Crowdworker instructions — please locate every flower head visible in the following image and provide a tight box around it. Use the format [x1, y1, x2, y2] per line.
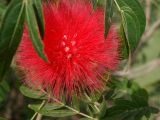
[16, 0, 119, 98]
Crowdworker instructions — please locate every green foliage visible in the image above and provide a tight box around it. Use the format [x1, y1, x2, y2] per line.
[29, 103, 77, 117]
[80, 118, 91, 120]
[20, 77, 159, 120]
[119, 25, 129, 59]
[20, 85, 97, 119]
[99, 98, 107, 119]
[29, 103, 64, 111]
[0, 0, 25, 80]
[98, 78, 159, 120]
[0, 80, 10, 104]
[92, 0, 98, 10]
[0, 2, 6, 23]
[114, 0, 146, 58]
[104, 78, 139, 99]
[32, 0, 44, 38]
[104, 0, 113, 38]
[0, 117, 6, 120]
[0, 0, 46, 80]
[104, 89, 159, 120]
[20, 85, 47, 99]
[25, 0, 47, 61]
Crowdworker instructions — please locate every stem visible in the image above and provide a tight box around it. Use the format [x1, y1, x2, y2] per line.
[52, 97, 97, 120]
[65, 105, 97, 120]
[113, 0, 132, 71]
[42, 91, 97, 120]
[113, 0, 121, 11]
[36, 114, 42, 120]
[84, 93, 100, 112]
[30, 100, 46, 120]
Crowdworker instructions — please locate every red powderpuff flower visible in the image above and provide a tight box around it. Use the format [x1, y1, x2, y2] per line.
[16, 0, 119, 97]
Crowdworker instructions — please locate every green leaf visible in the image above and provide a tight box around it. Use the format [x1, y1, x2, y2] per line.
[99, 98, 107, 119]
[0, 117, 6, 120]
[29, 103, 64, 111]
[131, 89, 149, 106]
[106, 77, 141, 99]
[104, 0, 113, 38]
[103, 89, 115, 100]
[0, 80, 10, 104]
[121, 7, 139, 52]
[92, 0, 98, 10]
[29, 103, 77, 117]
[106, 101, 158, 120]
[0, 2, 6, 23]
[71, 94, 80, 110]
[32, 0, 44, 37]
[148, 107, 159, 114]
[114, 0, 146, 53]
[0, 0, 25, 80]
[119, 25, 129, 59]
[87, 92, 101, 103]
[25, 0, 47, 61]
[104, 89, 159, 120]
[104, 78, 158, 120]
[80, 118, 91, 120]
[20, 85, 47, 99]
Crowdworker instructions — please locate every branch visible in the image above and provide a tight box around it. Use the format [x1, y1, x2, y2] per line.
[36, 114, 42, 120]
[132, 19, 160, 60]
[145, 0, 151, 29]
[30, 100, 46, 120]
[141, 19, 160, 43]
[114, 59, 160, 79]
[42, 91, 97, 120]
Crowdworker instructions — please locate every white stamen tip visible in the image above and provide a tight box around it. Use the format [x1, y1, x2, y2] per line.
[67, 54, 72, 59]
[71, 40, 76, 46]
[61, 41, 66, 46]
[64, 46, 70, 52]
[63, 35, 67, 40]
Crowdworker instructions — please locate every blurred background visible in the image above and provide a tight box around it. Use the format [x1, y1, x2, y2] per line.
[0, 0, 160, 119]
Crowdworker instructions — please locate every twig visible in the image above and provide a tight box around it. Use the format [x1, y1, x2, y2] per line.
[42, 91, 97, 120]
[131, 0, 160, 63]
[132, 19, 160, 61]
[155, 113, 160, 120]
[141, 19, 160, 44]
[84, 93, 100, 112]
[51, 97, 97, 120]
[145, 0, 151, 29]
[30, 100, 46, 120]
[36, 114, 42, 120]
[114, 59, 160, 79]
